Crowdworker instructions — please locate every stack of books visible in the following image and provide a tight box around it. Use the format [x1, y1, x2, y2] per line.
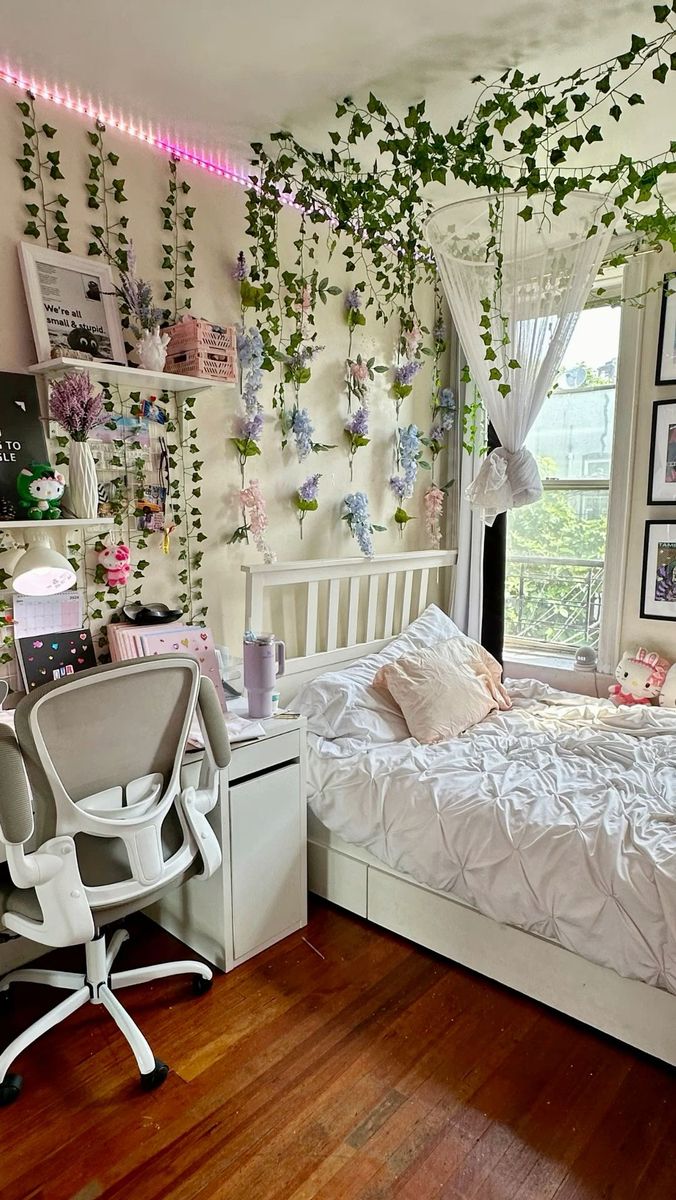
[108, 622, 226, 710]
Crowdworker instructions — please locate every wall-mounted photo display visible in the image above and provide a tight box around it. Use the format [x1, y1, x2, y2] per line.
[18, 243, 126, 365]
[655, 271, 676, 386]
[641, 520, 676, 621]
[647, 398, 676, 504]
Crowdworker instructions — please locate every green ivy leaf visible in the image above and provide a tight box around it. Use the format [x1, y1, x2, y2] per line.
[517, 205, 533, 221]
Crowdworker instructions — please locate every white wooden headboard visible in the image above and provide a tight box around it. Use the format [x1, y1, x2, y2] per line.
[242, 549, 457, 697]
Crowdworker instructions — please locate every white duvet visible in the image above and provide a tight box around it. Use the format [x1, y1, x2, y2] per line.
[296, 608, 676, 994]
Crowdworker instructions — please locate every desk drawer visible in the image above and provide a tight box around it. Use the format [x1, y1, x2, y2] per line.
[229, 729, 300, 782]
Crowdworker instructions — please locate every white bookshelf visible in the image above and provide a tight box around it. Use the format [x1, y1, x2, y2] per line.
[29, 357, 234, 396]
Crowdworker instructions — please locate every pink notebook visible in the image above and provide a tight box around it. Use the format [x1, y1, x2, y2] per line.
[139, 626, 226, 711]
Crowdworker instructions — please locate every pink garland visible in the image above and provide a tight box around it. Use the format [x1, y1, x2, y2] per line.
[239, 479, 276, 563]
[424, 484, 445, 547]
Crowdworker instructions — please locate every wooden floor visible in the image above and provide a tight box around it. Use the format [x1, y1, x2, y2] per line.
[1, 901, 675, 1200]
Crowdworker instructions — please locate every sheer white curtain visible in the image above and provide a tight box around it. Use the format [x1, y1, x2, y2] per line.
[426, 193, 615, 525]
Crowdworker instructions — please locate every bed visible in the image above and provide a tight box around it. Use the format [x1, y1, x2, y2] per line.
[242, 550, 676, 1066]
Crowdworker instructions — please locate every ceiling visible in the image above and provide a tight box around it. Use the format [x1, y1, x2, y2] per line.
[3, 0, 674, 183]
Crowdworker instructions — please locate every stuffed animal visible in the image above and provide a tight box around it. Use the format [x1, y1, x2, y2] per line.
[16, 463, 65, 519]
[67, 327, 103, 358]
[97, 542, 131, 587]
[609, 648, 669, 706]
[658, 663, 676, 708]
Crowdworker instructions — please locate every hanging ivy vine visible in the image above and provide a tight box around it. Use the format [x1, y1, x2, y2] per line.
[161, 157, 196, 323]
[243, 8, 676, 421]
[15, 92, 70, 251]
[84, 120, 130, 269]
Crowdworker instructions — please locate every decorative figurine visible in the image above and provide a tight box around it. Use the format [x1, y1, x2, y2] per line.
[16, 463, 66, 519]
[97, 542, 132, 587]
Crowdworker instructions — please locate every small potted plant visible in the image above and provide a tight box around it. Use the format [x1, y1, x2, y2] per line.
[49, 371, 104, 519]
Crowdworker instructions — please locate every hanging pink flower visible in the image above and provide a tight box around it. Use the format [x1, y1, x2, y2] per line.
[239, 479, 276, 563]
[424, 485, 445, 547]
[299, 285, 312, 312]
[349, 359, 369, 383]
[402, 323, 422, 358]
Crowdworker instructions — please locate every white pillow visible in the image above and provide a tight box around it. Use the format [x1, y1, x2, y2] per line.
[293, 604, 463, 743]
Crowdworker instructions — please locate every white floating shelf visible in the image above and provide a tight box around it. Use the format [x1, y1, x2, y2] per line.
[0, 518, 114, 531]
[29, 358, 234, 396]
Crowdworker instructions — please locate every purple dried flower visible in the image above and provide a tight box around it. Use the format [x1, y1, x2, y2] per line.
[233, 250, 249, 281]
[49, 372, 104, 441]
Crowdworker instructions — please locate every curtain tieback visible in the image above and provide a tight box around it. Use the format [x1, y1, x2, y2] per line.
[466, 446, 543, 526]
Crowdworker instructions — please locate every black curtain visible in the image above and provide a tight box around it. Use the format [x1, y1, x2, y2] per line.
[481, 422, 506, 665]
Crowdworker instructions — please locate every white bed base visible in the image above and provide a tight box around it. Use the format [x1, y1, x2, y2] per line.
[243, 550, 676, 1068]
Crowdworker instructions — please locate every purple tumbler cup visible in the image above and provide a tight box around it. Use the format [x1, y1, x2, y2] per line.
[243, 633, 286, 718]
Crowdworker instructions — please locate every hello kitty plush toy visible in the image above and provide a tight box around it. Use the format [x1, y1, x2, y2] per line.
[97, 542, 131, 588]
[658, 663, 676, 708]
[609, 647, 669, 706]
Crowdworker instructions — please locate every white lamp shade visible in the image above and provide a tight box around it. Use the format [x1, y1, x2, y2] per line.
[12, 540, 77, 596]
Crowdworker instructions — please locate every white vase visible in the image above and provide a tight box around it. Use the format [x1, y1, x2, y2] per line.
[137, 325, 170, 372]
[68, 440, 98, 520]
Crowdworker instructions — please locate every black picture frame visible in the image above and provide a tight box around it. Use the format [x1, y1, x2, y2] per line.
[655, 271, 676, 386]
[640, 520, 676, 621]
[647, 398, 676, 505]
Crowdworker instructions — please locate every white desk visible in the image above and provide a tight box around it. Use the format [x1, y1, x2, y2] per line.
[148, 713, 308, 971]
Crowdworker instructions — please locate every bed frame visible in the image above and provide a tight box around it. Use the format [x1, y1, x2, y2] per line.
[242, 550, 676, 1068]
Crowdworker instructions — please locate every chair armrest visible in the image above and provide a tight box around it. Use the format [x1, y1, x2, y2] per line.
[0, 724, 33, 846]
[197, 677, 231, 769]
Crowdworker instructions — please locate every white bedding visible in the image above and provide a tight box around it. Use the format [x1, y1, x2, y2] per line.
[296, 617, 676, 994]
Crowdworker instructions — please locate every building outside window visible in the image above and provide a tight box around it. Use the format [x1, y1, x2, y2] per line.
[505, 300, 622, 656]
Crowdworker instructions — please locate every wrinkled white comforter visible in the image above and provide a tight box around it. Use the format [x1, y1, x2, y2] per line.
[306, 680, 676, 993]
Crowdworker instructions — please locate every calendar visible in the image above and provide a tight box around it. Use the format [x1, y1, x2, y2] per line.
[12, 593, 83, 640]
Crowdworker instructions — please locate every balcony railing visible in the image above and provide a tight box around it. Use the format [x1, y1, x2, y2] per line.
[505, 555, 604, 650]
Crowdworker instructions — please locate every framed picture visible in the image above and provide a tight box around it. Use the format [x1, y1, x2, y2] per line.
[655, 271, 676, 386]
[18, 242, 126, 365]
[647, 399, 676, 504]
[640, 521, 676, 621]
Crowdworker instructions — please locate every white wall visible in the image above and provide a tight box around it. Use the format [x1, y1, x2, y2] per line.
[621, 250, 676, 662]
[0, 88, 445, 671]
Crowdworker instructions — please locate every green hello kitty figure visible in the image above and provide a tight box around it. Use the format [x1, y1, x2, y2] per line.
[16, 463, 66, 520]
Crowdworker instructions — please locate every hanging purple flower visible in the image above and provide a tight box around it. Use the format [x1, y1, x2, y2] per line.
[345, 405, 370, 479]
[233, 251, 249, 281]
[294, 474, 321, 539]
[345, 289, 362, 311]
[291, 407, 315, 461]
[342, 491, 379, 558]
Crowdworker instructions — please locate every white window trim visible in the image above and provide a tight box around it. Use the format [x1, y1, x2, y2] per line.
[596, 256, 648, 675]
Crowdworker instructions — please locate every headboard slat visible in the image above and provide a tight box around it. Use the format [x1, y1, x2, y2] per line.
[242, 550, 457, 698]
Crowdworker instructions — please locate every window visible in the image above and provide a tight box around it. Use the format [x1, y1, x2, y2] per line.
[505, 300, 622, 655]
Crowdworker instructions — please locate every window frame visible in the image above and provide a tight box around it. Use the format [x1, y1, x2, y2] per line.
[504, 262, 645, 670]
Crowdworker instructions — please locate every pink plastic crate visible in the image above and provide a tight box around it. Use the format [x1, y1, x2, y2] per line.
[165, 317, 236, 356]
[165, 346, 237, 382]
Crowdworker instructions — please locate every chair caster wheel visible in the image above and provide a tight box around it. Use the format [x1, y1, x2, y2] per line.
[140, 1059, 168, 1091]
[192, 974, 213, 996]
[0, 1073, 22, 1106]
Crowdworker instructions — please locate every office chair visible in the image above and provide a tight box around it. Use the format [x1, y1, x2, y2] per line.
[0, 654, 231, 1105]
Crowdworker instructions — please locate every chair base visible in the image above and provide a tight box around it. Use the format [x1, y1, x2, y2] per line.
[0, 927, 213, 1105]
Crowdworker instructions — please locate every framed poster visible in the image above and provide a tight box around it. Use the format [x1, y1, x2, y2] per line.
[0, 372, 49, 499]
[655, 271, 676, 386]
[648, 399, 676, 504]
[18, 243, 126, 365]
[640, 521, 676, 621]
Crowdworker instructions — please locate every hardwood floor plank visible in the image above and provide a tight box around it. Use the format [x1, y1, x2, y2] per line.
[0, 901, 674, 1200]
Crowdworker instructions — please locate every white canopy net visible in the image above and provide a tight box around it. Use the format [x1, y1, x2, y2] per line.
[426, 193, 615, 524]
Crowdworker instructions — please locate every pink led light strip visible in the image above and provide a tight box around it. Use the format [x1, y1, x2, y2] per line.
[0, 65, 252, 187]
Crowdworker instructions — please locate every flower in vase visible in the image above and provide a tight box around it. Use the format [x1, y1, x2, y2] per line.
[49, 372, 104, 441]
